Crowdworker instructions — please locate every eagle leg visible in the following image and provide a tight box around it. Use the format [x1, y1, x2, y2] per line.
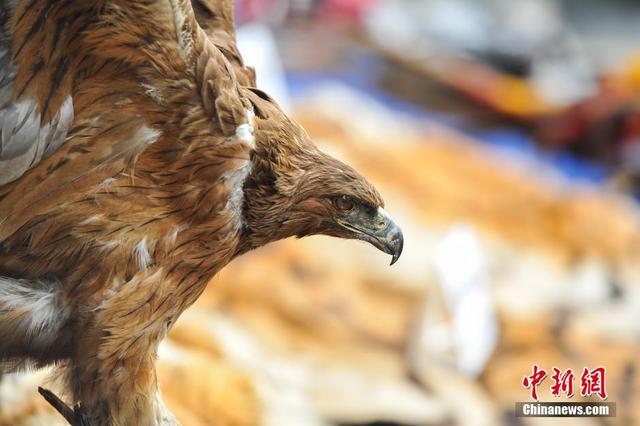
[64, 267, 181, 425]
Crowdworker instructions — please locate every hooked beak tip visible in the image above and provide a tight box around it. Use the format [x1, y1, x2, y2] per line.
[389, 231, 404, 266]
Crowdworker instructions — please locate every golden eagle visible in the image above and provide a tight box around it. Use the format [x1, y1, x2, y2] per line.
[0, 0, 403, 423]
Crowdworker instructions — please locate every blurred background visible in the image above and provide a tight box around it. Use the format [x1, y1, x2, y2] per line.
[2, 0, 640, 425]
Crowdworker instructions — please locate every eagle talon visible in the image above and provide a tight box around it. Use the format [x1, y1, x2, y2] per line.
[38, 387, 92, 426]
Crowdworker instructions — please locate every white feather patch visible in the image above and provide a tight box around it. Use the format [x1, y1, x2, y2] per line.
[100, 177, 117, 187]
[222, 162, 252, 229]
[0, 277, 69, 347]
[135, 237, 152, 271]
[135, 125, 161, 146]
[235, 109, 255, 148]
[222, 110, 256, 227]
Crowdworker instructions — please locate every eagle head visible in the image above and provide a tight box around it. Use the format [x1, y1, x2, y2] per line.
[237, 89, 403, 265]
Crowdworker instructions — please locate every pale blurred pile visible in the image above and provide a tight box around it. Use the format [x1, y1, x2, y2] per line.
[1, 84, 638, 426]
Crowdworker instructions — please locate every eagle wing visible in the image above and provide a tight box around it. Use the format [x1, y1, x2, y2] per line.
[0, 2, 75, 186]
[0, 0, 249, 242]
[192, 0, 256, 87]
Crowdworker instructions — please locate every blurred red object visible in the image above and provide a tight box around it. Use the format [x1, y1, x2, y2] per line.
[536, 54, 640, 167]
[235, 0, 289, 24]
[319, 0, 377, 21]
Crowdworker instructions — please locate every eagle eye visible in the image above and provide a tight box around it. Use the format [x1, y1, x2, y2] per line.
[334, 195, 355, 212]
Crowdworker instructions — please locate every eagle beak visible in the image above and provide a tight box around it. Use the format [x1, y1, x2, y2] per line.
[338, 207, 404, 265]
[372, 207, 404, 265]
